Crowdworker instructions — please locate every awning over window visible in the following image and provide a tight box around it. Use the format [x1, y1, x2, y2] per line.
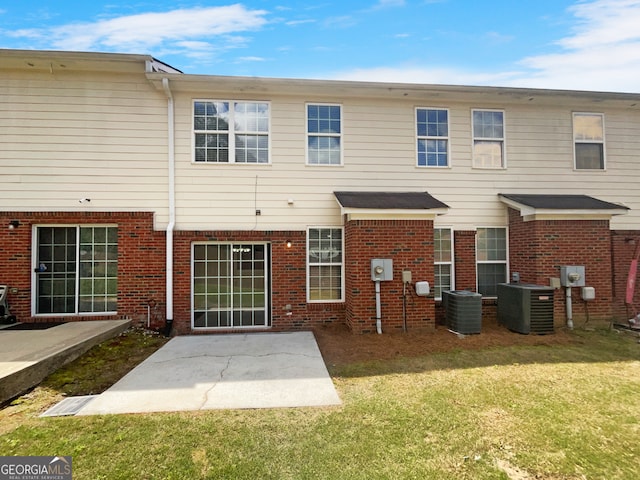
[499, 193, 629, 221]
[334, 191, 449, 220]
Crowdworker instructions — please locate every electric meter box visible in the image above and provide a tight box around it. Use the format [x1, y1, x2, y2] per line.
[560, 265, 585, 287]
[371, 259, 393, 281]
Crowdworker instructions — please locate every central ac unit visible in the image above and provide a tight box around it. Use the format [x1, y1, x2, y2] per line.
[497, 283, 555, 334]
[443, 290, 482, 334]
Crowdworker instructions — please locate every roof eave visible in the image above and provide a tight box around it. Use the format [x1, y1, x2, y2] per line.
[499, 195, 629, 221]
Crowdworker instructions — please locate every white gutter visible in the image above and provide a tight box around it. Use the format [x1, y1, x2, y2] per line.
[162, 77, 175, 335]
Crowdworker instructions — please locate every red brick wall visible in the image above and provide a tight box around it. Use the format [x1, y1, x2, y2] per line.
[344, 219, 435, 334]
[0, 216, 346, 333]
[171, 230, 345, 335]
[507, 208, 613, 324]
[0, 212, 166, 327]
[453, 230, 477, 291]
[611, 230, 640, 321]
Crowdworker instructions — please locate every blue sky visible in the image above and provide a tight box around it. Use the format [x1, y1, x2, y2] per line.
[2, 0, 640, 92]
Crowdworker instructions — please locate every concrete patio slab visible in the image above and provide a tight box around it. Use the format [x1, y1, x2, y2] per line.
[78, 331, 341, 415]
[0, 320, 131, 405]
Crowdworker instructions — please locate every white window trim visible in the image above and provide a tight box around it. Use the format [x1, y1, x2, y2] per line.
[31, 224, 118, 317]
[306, 226, 345, 303]
[434, 227, 455, 300]
[305, 103, 344, 166]
[192, 99, 272, 165]
[190, 241, 271, 330]
[475, 226, 509, 298]
[471, 109, 506, 169]
[416, 107, 451, 168]
[572, 112, 606, 171]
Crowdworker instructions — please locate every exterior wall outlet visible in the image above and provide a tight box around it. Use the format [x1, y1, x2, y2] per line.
[402, 270, 412, 283]
[415, 281, 430, 296]
[581, 286, 595, 301]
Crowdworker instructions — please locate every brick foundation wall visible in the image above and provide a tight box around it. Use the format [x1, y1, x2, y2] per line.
[611, 230, 640, 321]
[0, 216, 346, 333]
[0, 212, 166, 328]
[171, 230, 345, 335]
[344, 219, 435, 334]
[507, 208, 613, 324]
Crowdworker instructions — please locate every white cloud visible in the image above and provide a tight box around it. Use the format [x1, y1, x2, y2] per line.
[515, 0, 640, 91]
[374, 0, 406, 8]
[6, 4, 268, 54]
[237, 56, 266, 62]
[328, 65, 523, 86]
[286, 19, 316, 26]
[327, 0, 640, 92]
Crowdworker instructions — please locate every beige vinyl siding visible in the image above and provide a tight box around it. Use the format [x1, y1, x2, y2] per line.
[0, 69, 169, 226]
[4, 58, 638, 232]
[171, 92, 639, 231]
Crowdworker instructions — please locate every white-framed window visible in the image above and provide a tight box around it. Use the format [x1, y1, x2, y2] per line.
[192, 243, 270, 329]
[33, 225, 118, 315]
[472, 109, 505, 168]
[194, 100, 270, 164]
[307, 227, 344, 302]
[417, 108, 449, 167]
[306, 104, 342, 165]
[573, 112, 605, 170]
[476, 227, 508, 297]
[434, 228, 454, 299]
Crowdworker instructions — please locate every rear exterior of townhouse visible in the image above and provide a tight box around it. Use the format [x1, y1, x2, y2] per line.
[1, 49, 639, 335]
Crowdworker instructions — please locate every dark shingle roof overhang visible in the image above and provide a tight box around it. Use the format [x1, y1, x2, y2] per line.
[499, 194, 628, 221]
[334, 191, 449, 221]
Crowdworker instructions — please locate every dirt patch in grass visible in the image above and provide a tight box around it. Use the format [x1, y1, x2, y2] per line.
[312, 320, 579, 367]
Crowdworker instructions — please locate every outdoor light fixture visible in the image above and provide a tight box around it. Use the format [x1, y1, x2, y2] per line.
[8, 220, 20, 229]
[286, 240, 292, 248]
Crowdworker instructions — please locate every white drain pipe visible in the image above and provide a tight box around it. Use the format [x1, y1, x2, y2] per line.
[375, 280, 382, 334]
[565, 286, 574, 330]
[162, 77, 175, 336]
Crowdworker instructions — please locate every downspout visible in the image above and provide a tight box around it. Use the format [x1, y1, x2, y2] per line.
[162, 77, 175, 336]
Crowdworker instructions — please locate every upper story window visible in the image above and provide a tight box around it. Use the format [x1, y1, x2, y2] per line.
[307, 104, 342, 165]
[417, 108, 449, 167]
[472, 109, 505, 168]
[573, 113, 605, 170]
[194, 101, 270, 164]
[476, 227, 507, 297]
[434, 228, 453, 299]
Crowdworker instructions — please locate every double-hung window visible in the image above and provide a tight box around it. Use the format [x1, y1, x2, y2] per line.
[307, 104, 342, 165]
[417, 108, 449, 167]
[307, 227, 344, 301]
[476, 227, 507, 297]
[194, 100, 270, 163]
[434, 228, 453, 299]
[34, 225, 118, 315]
[472, 109, 505, 168]
[573, 113, 605, 170]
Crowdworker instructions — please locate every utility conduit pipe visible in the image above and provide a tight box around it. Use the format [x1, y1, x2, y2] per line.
[565, 286, 574, 330]
[375, 280, 382, 334]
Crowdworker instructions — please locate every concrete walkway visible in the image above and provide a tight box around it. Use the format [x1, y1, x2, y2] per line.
[0, 320, 131, 405]
[78, 332, 341, 415]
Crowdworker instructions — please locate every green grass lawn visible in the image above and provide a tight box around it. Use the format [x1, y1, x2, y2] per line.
[1, 327, 639, 479]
